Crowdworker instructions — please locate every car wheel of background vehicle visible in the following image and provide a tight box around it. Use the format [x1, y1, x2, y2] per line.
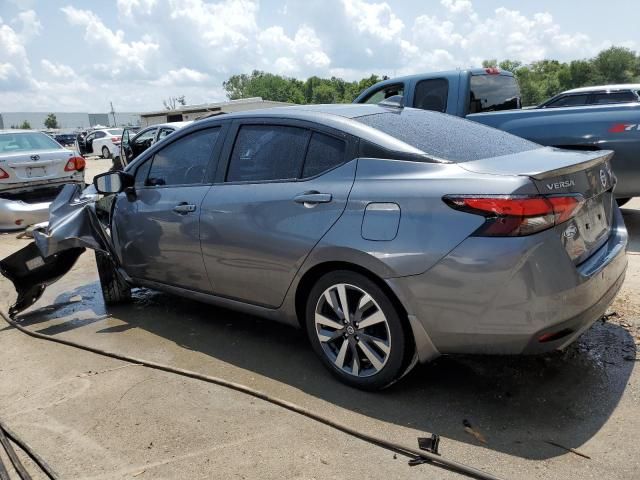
[95, 251, 131, 305]
[616, 197, 631, 207]
[305, 270, 410, 390]
[102, 146, 111, 159]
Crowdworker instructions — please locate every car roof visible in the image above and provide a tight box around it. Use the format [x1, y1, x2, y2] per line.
[561, 84, 640, 94]
[192, 104, 470, 157]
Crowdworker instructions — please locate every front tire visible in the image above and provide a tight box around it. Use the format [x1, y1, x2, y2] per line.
[102, 146, 111, 159]
[95, 251, 131, 305]
[305, 270, 410, 390]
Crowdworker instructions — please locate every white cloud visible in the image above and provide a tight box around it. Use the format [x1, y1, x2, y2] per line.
[153, 67, 210, 86]
[0, 0, 636, 111]
[61, 5, 159, 78]
[342, 0, 404, 41]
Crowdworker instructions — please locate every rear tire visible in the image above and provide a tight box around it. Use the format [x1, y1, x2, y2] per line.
[616, 197, 632, 207]
[95, 251, 131, 305]
[305, 270, 410, 390]
[102, 146, 111, 159]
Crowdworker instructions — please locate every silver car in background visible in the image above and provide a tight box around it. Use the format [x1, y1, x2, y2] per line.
[4, 105, 627, 390]
[0, 130, 85, 230]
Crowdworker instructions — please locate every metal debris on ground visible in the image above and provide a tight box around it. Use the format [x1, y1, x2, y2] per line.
[544, 440, 591, 459]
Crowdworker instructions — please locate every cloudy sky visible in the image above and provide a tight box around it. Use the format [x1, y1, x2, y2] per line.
[0, 0, 636, 113]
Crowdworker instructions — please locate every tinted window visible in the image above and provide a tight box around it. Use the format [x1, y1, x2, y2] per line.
[469, 74, 520, 113]
[146, 128, 219, 186]
[363, 84, 404, 104]
[133, 129, 156, 145]
[355, 109, 538, 162]
[592, 91, 638, 104]
[0, 132, 62, 153]
[545, 94, 589, 107]
[157, 128, 174, 140]
[302, 132, 346, 178]
[94, 131, 106, 139]
[226, 125, 309, 182]
[413, 78, 448, 112]
[134, 159, 152, 188]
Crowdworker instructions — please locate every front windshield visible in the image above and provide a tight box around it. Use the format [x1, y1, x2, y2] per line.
[0, 132, 63, 154]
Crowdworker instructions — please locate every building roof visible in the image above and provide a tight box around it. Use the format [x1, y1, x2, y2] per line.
[140, 97, 291, 117]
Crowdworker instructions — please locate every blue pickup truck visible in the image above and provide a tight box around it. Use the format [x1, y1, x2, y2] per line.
[354, 68, 640, 203]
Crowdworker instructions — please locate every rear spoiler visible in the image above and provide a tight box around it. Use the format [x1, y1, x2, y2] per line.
[529, 151, 613, 180]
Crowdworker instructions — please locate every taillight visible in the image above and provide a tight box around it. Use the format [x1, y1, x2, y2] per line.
[111, 136, 120, 142]
[485, 67, 500, 75]
[443, 194, 584, 237]
[64, 156, 86, 172]
[0, 168, 9, 179]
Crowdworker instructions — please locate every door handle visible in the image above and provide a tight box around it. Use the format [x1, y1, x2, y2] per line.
[293, 192, 332, 206]
[173, 203, 197, 214]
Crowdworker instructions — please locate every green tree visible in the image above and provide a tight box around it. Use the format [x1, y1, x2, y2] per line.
[18, 120, 31, 129]
[592, 46, 639, 83]
[44, 113, 58, 129]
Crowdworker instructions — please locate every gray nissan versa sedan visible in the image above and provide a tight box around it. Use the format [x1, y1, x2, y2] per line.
[15, 104, 627, 390]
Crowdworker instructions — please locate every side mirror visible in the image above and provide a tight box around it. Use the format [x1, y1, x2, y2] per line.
[93, 171, 134, 194]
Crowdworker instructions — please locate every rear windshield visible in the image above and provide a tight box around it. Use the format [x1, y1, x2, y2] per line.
[354, 109, 539, 162]
[469, 74, 520, 113]
[0, 132, 63, 154]
[107, 129, 123, 135]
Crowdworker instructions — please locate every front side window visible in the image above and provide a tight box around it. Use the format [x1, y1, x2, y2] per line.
[302, 132, 346, 178]
[157, 128, 175, 140]
[133, 129, 156, 146]
[226, 125, 309, 182]
[363, 84, 404, 104]
[413, 78, 449, 112]
[146, 128, 220, 186]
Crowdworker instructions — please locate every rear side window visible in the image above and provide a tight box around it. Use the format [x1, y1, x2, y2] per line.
[302, 132, 346, 178]
[226, 125, 309, 182]
[545, 94, 589, 108]
[469, 74, 520, 113]
[413, 78, 448, 112]
[591, 91, 638, 104]
[354, 109, 538, 162]
[146, 128, 220, 186]
[363, 84, 404, 104]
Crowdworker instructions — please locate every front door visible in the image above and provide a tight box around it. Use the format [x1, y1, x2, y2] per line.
[112, 126, 223, 291]
[200, 122, 355, 308]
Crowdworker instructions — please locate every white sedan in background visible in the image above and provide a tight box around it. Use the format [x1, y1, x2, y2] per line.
[0, 130, 85, 230]
[76, 128, 123, 159]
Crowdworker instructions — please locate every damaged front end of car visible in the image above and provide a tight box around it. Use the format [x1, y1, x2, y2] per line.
[0, 184, 118, 317]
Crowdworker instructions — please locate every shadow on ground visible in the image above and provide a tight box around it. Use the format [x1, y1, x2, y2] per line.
[14, 280, 636, 462]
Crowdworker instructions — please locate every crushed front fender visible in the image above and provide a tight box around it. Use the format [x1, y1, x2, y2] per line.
[0, 184, 117, 317]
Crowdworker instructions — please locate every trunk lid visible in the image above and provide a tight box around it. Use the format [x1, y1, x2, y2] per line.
[459, 147, 616, 264]
[0, 149, 75, 186]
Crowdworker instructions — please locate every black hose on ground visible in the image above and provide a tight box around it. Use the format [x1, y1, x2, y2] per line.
[0, 421, 58, 480]
[1, 309, 505, 480]
[0, 423, 32, 480]
[0, 449, 10, 480]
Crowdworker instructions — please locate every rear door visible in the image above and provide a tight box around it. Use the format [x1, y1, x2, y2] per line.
[200, 120, 357, 308]
[112, 126, 224, 290]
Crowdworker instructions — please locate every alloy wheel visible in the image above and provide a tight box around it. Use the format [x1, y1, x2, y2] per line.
[314, 283, 391, 378]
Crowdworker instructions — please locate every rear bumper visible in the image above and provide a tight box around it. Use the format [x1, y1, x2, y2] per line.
[0, 179, 85, 230]
[388, 206, 628, 357]
[0, 197, 50, 230]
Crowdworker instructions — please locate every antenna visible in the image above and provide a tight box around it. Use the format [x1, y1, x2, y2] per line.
[110, 101, 117, 127]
